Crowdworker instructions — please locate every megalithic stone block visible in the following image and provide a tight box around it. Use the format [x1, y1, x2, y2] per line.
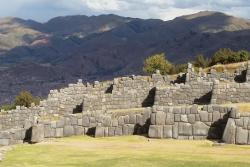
[222, 118, 236, 144]
[148, 125, 163, 138]
[31, 124, 44, 143]
[95, 126, 105, 137]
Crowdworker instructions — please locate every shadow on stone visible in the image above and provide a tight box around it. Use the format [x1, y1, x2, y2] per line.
[86, 127, 96, 137]
[105, 84, 113, 94]
[142, 88, 156, 107]
[207, 112, 230, 141]
[194, 91, 212, 105]
[23, 127, 32, 143]
[171, 73, 186, 84]
[133, 118, 151, 135]
[234, 70, 246, 83]
[73, 103, 83, 114]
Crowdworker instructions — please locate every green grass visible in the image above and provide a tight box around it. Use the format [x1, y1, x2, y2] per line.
[1, 136, 250, 167]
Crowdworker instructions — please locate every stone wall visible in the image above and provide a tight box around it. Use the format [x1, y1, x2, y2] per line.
[0, 106, 41, 131]
[223, 109, 250, 144]
[154, 82, 213, 106]
[186, 63, 246, 83]
[29, 107, 152, 143]
[40, 80, 113, 115]
[211, 81, 250, 104]
[148, 105, 231, 139]
[82, 74, 169, 112]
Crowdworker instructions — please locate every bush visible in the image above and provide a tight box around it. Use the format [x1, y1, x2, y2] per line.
[169, 63, 188, 74]
[193, 54, 210, 68]
[14, 91, 40, 108]
[143, 53, 172, 75]
[0, 103, 15, 111]
[211, 48, 250, 65]
[211, 48, 235, 65]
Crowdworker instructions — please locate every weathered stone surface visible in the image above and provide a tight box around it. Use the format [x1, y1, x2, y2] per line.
[55, 128, 63, 138]
[174, 114, 181, 122]
[112, 119, 119, 127]
[155, 111, 166, 125]
[200, 111, 209, 122]
[108, 127, 115, 136]
[173, 123, 178, 139]
[148, 125, 163, 138]
[56, 119, 65, 128]
[129, 114, 137, 124]
[193, 122, 209, 136]
[222, 118, 236, 144]
[236, 127, 248, 144]
[74, 126, 84, 136]
[180, 115, 188, 122]
[82, 116, 90, 127]
[0, 139, 10, 146]
[122, 125, 129, 136]
[188, 114, 195, 124]
[31, 124, 44, 143]
[63, 126, 74, 137]
[178, 123, 192, 136]
[118, 117, 125, 126]
[136, 115, 143, 126]
[212, 111, 221, 122]
[166, 113, 174, 125]
[102, 117, 111, 127]
[95, 126, 105, 137]
[163, 125, 172, 138]
[115, 126, 123, 136]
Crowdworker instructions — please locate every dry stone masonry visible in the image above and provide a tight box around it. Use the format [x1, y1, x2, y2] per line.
[1, 61, 250, 145]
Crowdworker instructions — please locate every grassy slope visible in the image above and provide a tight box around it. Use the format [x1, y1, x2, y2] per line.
[1, 136, 250, 167]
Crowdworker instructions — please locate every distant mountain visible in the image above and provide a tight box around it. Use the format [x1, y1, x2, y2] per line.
[0, 11, 250, 104]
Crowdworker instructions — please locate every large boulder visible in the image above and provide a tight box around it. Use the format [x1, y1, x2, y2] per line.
[31, 124, 44, 143]
[193, 122, 209, 136]
[95, 126, 105, 137]
[155, 111, 166, 125]
[63, 125, 74, 137]
[178, 122, 192, 136]
[236, 127, 248, 145]
[148, 125, 163, 138]
[222, 118, 236, 144]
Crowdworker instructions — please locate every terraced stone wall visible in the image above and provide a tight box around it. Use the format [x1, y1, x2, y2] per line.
[223, 109, 250, 144]
[154, 82, 213, 106]
[82, 74, 169, 112]
[211, 81, 250, 104]
[148, 105, 232, 140]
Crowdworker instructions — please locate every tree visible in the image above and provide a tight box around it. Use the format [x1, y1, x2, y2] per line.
[14, 91, 40, 108]
[143, 53, 172, 75]
[194, 54, 210, 68]
[211, 48, 236, 65]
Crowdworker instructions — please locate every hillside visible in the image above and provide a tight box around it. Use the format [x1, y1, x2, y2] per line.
[0, 11, 250, 104]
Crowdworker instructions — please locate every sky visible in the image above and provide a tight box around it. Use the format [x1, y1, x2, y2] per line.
[0, 0, 249, 22]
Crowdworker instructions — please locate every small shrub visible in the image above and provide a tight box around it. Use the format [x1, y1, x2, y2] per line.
[143, 53, 172, 75]
[14, 91, 40, 108]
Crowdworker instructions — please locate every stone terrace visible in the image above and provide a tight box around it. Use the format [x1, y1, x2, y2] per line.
[1, 62, 250, 145]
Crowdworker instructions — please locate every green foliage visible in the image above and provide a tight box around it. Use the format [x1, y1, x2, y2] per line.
[143, 53, 172, 75]
[169, 63, 188, 74]
[14, 91, 40, 108]
[0, 103, 15, 111]
[193, 54, 211, 68]
[211, 48, 250, 65]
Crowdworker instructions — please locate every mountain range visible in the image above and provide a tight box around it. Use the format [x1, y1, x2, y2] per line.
[0, 11, 250, 104]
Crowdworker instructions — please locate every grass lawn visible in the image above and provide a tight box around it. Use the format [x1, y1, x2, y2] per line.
[1, 136, 250, 167]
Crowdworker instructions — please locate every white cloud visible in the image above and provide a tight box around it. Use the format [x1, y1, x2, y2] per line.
[0, 0, 249, 21]
[81, 0, 129, 11]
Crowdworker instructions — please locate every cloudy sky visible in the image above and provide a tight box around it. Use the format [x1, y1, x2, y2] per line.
[0, 0, 249, 22]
